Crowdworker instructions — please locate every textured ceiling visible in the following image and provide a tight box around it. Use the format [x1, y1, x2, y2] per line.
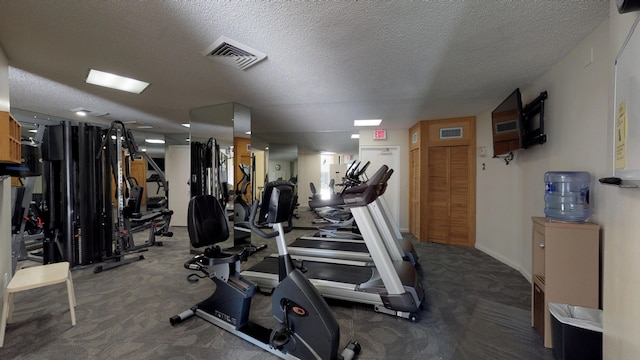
[0, 1, 609, 154]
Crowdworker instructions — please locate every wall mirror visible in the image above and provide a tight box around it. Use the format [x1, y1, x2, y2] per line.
[189, 102, 257, 250]
[265, 143, 298, 184]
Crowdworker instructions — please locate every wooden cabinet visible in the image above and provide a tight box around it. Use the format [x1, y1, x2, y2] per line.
[0, 111, 21, 164]
[408, 117, 476, 246]
[531, 216, 600, 348]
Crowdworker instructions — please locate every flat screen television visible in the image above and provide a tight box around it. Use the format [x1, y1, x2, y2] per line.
[491, 88, 524, 156]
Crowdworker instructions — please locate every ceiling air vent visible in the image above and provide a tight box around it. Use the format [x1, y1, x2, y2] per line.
[203, 36, 267, 71]
[440, 127, 463, 139]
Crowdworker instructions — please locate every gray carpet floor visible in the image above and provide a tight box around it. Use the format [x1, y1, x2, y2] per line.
[1, 210, 555, 359]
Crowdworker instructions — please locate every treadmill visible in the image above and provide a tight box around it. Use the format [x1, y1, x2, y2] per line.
[241, 170, 425, 322]
[289, 166, 419, 265]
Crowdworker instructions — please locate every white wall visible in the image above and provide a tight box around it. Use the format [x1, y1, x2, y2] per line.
[297, 148, 321, 211]
[476, 4, 640, 358]
[601, 6, 640, 359]
[359, 129, 409, 231]
[0, 45, 11, 313]
[165, 145, 190, 227]
[476, 19, 610, 278]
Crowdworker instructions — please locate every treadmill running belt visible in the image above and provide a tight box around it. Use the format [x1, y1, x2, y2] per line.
[247, 257, 374, 285]
[289, 238, 368, 253]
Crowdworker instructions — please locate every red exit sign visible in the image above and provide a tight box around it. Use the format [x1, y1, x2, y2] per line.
[373, 129, 387, 140]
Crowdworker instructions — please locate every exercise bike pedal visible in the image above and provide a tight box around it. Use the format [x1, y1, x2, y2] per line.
[340, 340, 361, 360]
[293, 259, 307, 273]
[269, 326, 292, 350]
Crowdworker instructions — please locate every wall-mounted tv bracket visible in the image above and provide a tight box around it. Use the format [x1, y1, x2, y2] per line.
[495, 151, 515, 165]
[521, 91, 548, 148]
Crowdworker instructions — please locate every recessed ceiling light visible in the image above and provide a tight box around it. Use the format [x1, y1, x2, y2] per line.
[354, 119, 382, 126]
[351, 134, 360, 139]
[28, 129, 38, 133]
[145, 139, 165, 144]
[245, 131, 251, 135]
[71, 107, 109, 117]
[137, 125, 153, 129]
[181, 123, 190, 128]
[140, 148, 147, 152]
[85, 69, 150, 94]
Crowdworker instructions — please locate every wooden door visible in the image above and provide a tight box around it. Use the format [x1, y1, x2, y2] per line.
[409, 148, 420, 236]
[111, 154, 147, 205]
[448, 145, 471, 245]
[129, 157, 147, 205]
[423, 117, 476, 247]
[234, 137, 252, 202]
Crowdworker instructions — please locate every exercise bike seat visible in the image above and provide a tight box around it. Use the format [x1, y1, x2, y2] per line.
[188, 195, 229, 248]
[185, 246, 245, 268]
[185, 194, 249, 268]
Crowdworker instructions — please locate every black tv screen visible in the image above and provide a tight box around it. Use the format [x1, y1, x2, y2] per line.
[492, 88, 524, 156]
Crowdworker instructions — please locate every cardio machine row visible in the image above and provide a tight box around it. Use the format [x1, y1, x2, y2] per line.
[288, 165, 418, 266]
[240, 165, 425, 322]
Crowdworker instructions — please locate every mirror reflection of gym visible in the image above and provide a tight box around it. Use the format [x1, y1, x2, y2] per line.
[189, 102, 264, 255]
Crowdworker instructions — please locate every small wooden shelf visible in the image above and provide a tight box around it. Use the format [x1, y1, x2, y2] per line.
[530, 216, 600, 348]
[0, 111, 21, 164]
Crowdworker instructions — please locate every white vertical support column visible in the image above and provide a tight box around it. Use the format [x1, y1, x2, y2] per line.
[377, 196, 402, 240]
[0, 178, 11, 330]
[0, 46, 13, 302]
[351, 206, 404, 295]
[367, 200, 404, 261]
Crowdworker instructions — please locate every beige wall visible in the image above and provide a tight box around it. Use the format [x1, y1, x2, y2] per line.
[0, 47, 8, 112]
[359, 129, 409, 231]
[296, 148, 321, 212]
[476, 4, 640, 358]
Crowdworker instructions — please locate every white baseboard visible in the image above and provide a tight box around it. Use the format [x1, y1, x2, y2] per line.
[475, 244, 532, 283]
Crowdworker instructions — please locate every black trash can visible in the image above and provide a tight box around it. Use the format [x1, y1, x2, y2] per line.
[549, 302, 603, 360]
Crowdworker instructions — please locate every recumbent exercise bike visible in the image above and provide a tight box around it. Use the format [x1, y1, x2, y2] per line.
[170, 180, 360, 359]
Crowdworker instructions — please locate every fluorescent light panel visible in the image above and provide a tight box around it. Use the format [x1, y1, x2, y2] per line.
[145, 139, 165, 144]
[86, 69, 150, 94]
[354, 119, 382, 126]
[351, 134, 360, 139]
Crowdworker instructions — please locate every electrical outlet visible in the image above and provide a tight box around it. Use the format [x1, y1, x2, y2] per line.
[479, 146, 488, 158]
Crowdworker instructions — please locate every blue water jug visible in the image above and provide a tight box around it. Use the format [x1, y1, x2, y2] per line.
[544, 171, 591, 222]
